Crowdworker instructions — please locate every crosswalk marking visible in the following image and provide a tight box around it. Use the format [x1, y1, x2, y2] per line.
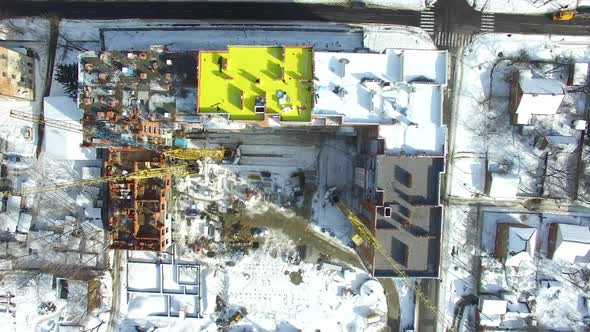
[420, 10, 435, 34]
[481, 13, 495, 32]
[434, 31, 473, 49]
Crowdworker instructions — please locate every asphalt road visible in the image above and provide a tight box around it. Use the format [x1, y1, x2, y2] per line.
[1, 1, 419, 25]
[434, 0, 590, 35]
[494, 13, 590, 34]
[4, 0, 590, 36]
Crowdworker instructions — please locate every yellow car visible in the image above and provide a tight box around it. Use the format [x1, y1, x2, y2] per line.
[552, 10, 576, 21]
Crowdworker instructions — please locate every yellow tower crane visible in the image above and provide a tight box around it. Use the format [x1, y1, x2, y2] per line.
[1, 164, 190, 198]
[9, 110, 227, 161]
[336, 201, 454, 332]
[164, 147, 226, 161]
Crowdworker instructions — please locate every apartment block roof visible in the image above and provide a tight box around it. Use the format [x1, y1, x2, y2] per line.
[197, 45, 313, 122]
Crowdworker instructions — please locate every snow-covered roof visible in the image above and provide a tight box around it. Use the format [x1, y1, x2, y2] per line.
[545, 135, 578, 146]
[378, 84, 445, 155]
[4, 196, 21, 233]
[81, 166, 101, 180]
[489, 173, 520, 198]
[572, 63, 589, 86]
[313, 50, 402, 124]
[313, 49, 446, 156]
[401, 49, 448, 84]
[508, 226, 536, 255]
[558, 224, 590, 244]
[515, 78, 565, 125]
[519, 77, 565, 95]
[84, 207, 102, 220]
[42, 96, 96, 160]
[480, 298, 508, 315]
[17, 213, 32, 233]
[553, 224, 590, 264]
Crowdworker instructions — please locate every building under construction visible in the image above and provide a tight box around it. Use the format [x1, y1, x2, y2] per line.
[75, 45, 448, 263]
[105, 148, 172, 251]
[78, 47, 197, 148]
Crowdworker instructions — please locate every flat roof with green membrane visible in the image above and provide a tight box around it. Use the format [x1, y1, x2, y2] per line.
[197, 46, 313, 122]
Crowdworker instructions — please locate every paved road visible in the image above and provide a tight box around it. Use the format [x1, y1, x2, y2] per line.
[1, 1, 419, 25]
[3, 0, 590, 37]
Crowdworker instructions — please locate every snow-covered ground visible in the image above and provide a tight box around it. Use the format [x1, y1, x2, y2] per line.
[441, 205, 590, 331]
[0, 17, 447, 332]
[395, 279, 416, 331]
[449, 33, 590, 201]
[119, 230, 387, 331]
[478, 208, 590, 330]
[0, 17, 113, 332]
[438, 205, 480, 330]
[214, 231, 386, 331]
[0, 272, 90, 332]
[466, 0, 582, 14]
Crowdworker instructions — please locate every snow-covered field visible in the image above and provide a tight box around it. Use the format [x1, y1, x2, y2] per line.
[119, 230, 387, 331]
[211, 231, 386, 331]
[466, 0, 582, 14]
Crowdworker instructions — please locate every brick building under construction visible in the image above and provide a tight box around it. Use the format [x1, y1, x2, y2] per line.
[105, 148, 172, 251]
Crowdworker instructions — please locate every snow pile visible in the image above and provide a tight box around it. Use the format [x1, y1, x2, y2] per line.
[466, 0, 577, 14]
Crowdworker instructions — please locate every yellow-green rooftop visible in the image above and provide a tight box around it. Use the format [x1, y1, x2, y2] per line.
[197, 46, 313, 122]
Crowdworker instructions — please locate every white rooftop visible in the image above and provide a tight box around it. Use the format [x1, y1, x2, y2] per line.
[572, 63, 589, 86]
[508, 226, 536, 254]
[558, 224, 590, 244]
[515, 77, 565, 125]
[480, 298, 508, 316]
[17, 213, 32, 234]
[553, 224, 590, 264]
[42, 96, 96, 160]
[401, 49, 448, 84]
[545, 135, 578, 146]
[81, 166, 101, 180]
[519, 77, 565, 95]
[313, 50, 402, 124]
[489, 173, 520, 198]
[313, 49, 447, 156]
[378, 84, 445, 155]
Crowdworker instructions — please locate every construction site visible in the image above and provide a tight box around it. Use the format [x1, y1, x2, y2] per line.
[0, 18, 449, 332]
